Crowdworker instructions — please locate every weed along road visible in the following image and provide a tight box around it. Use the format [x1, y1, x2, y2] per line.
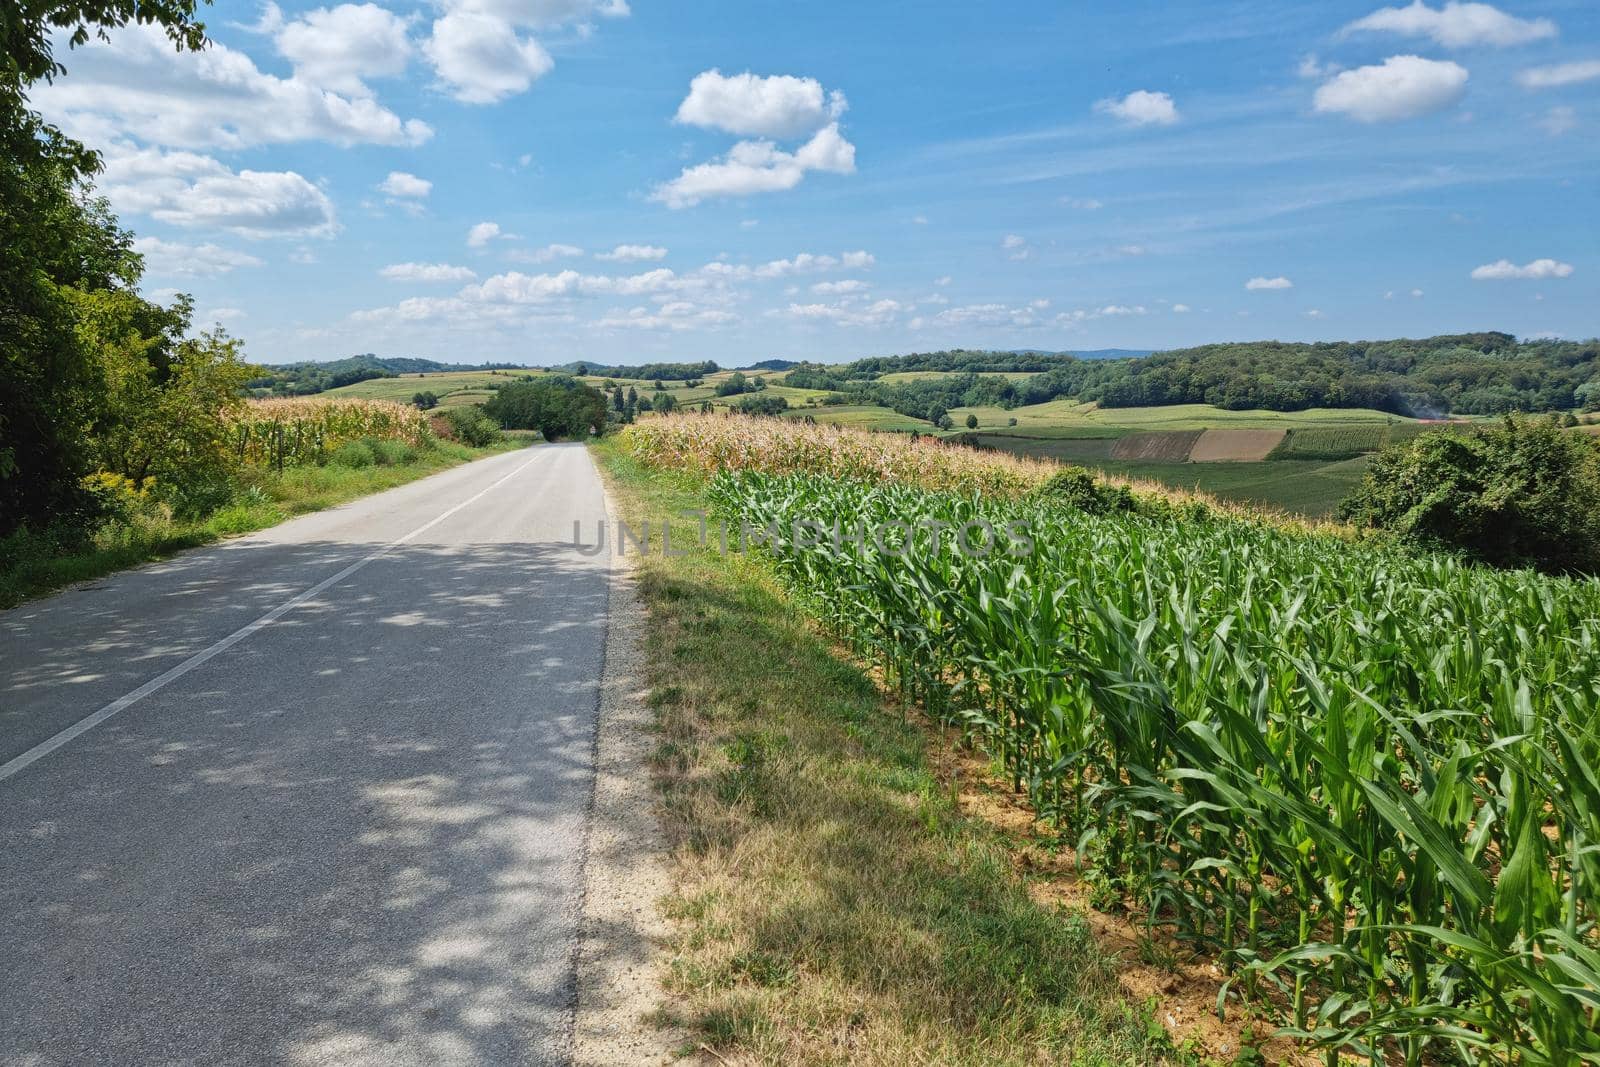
[0, 443, 612, 1066]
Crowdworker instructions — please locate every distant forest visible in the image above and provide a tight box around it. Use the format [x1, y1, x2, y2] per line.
[246, 355, 525, 396]
[785, 334, 1600, 421]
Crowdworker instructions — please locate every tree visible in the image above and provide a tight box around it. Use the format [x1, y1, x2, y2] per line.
[412, 391, 438, 410]
[735, 394, 788, 417]
[715, 371, 751, 397]
[965, 413, 978, 429]
[484, 377, 608, 440]
[1, 0, 209, 535]
[655, 393, 677, 414]
[1339, 416, 1600, 575]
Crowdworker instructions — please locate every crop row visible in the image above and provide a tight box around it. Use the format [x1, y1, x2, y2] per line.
[700, 468, 1600, 1065]
[229, 397, 433, 468]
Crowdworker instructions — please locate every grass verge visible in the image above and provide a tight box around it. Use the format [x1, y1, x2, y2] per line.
[0, 435, 531, 608]
[589, 437, 1174, 1066]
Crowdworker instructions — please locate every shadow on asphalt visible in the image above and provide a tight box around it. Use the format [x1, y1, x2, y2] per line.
[0, 539, 609, 1065]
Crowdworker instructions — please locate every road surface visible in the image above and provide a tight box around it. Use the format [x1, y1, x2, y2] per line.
[0, 443, 613, 1066]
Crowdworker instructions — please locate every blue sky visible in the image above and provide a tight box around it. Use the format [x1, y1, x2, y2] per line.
[31, 0, 1600, 365]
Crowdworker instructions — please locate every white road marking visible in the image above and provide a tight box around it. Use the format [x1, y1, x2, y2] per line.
[0, 450, 545, 784]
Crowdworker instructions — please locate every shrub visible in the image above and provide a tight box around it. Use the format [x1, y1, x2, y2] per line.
[735, 394, 788, 417]
[329, 440, 376, 468]
[442, 407, 503, 447]
[368, 438, 417, 465]
[1034, 466, 1136, 515]
[965, 413, 978, 429]
[1339, 414, 1600, 574]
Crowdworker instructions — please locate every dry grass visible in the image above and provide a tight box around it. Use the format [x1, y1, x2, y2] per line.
[593, 439, 1180, 1066]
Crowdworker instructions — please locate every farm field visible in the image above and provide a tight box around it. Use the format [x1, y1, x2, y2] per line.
[323, 369, 520, 403]
[949, 399, 1416, 435]
[617, 414, 1600, 1066]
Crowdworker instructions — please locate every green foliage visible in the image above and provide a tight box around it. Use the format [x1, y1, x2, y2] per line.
[734, 393, 788, 417]
[715, 370, 753, 397]
[551, 358, 716, 380]
[484, 376, 607, 439]
[710, 468, 1600, 1065]
[328, 439, 375, 468]
[242, 356, 523, 397]
[412, 390, 438, 410]
[442, 407, 502, 447]
[1339, 415, 1600, 574]
[1032, 466, 1135, 515]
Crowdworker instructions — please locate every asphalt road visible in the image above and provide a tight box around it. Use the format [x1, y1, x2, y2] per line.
[0, 443, 614, 1066]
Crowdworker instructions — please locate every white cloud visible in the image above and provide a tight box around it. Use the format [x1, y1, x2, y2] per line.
[1061, 196, 1104, 210]
[674, 69, 847, 139]
[596, 244, 668, 262]
[841, 250, 874, 269]
[1313, 55, 1468, 122]
[651, 124, 856, 208]
[1470, 258, 1574, 280]
[1245, 276, 1294, 290]
[132, 236, 264, 277]
[1306, 308, 1326, 319]
[1517, 59, 1600, 89]
[98, 144, 337, 237]
[933, 275, 952, 287]
[1094, 89, 1180, 127]
[1341, 1, 1556, 48]
[1412, 288, 1425, 297]
[1117, 244, 1147, 256]
[1539, 106, 1577, 135]
[425, 12, 553, 104]
[811, 279, 868, 294]
[597, 303, 737, 331]
[1172, 303, 1191, 313]
[467, 221, 504, 247]
[272, 3, 414, 95]
[507, 243, 585, 263]
[198, 306, 247, 323]
[380, 262, 477, 282]
[776, 298, 904, 328]
[465, 267, 689, 302]
[1001, 233, 1031, 260]
[378, 171, 431, 199]
[33, 23, 430, 150]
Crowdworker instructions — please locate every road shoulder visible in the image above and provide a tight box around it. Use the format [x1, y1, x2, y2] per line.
[573, 470, 684, 1066]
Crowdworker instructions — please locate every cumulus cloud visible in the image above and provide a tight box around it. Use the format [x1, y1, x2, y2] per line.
[420, 0, 626, 104]
[656, 69, 855, 208]
[1313, 55, 1468, 121]
[132, 236, 264, 277]
[1094, 89, 1180, 126]
[270, 3, 414, 95]
[597, 303, 738, 331]
[1306, 308, 1326, 319]
[1517, 59, 1600, 88]
[1172, 303, 1192, 313]
[467, 221, 504, 247]
[776, 298, 904, 328]
[378, 171, 431, 199]
[380, 262, 477, 282]
[98, 144, 337, 237]
[1341, 1, 1556, 48]
[651, 124, 856, 208]
[811, 279, 868, 294]
[674, 70, 847, 138]
[1245, 276, 1294, 290]
[424, 12, 553, 104]
[596, 244, 668, 262]
[1470, 258, 1574, 280]
[32, 22, 430, 150]
[1001, 234, 1031, 260]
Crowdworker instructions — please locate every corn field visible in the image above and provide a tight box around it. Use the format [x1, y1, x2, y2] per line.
[230, 398, 432, 469]
[621, 416, 1600, 1064]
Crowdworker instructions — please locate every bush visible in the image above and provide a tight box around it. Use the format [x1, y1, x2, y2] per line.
[329, 439, 376, 468]
[1033, 466, 1137, 515]
[368, 438, 417, 465]
[735, 394, 789, 417]
[442, 407, 503, 447]
[1338, 415, 1600, 574]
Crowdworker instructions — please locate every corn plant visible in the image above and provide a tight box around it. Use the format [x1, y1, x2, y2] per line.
[696, 466, 1600, 1066]
[230, 397, 432, 469]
